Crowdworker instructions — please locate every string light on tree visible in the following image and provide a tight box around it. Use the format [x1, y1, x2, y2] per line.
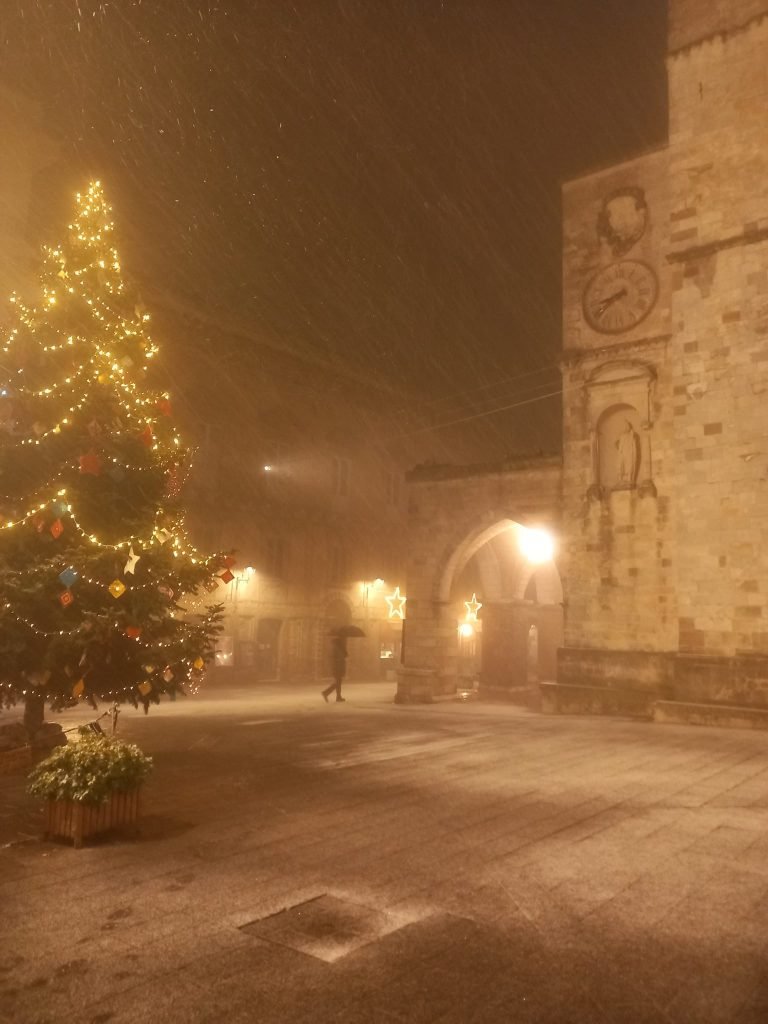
[0, 181, 227, 725]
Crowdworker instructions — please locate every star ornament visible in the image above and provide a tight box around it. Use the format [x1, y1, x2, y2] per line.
[124, 545, 140, 575]
[464, 593, 483, 623]
[385, 586, 407, 620]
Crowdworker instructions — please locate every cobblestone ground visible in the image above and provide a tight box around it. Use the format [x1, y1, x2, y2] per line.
[2, 682, 768, 1023]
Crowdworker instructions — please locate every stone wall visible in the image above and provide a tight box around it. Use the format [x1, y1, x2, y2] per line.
[560, 148, 678, 663]
[668, 16, 768, 662]
[396, 457, 561, 701]
[554, 3, 768, 704]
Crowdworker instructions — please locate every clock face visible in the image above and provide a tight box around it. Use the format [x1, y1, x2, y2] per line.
[582, 260, 658, 334]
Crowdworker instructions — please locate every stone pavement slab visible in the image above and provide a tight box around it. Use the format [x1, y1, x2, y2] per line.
[2, 681, 768, 1022]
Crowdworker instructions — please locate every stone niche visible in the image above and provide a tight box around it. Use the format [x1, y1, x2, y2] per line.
[585, 361, 656, 499]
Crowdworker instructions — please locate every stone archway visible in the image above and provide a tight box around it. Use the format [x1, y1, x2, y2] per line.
[396, 456, 562, 703]
[448, 520, 564, 700]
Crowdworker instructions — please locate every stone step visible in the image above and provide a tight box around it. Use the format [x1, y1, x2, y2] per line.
[653, 700, 768, 731]
[539, 681, 653, 718]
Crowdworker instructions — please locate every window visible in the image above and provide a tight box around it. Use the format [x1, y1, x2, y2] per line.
[332, 456, 350, 497]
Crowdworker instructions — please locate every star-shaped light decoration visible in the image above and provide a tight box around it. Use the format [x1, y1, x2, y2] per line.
[464, 593, 483, 622]
[124, 545, 140, 575]
[385, 586, 406, 620]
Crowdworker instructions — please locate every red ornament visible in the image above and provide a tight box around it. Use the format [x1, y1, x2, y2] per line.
[59, 589, 74, 608]
[33, 516, 46, 533]
[125, 626, 142, 639]
[140, 424, 153, 447]
[219, 569, 235, 584]
[79, 451, 103, 476]
[50, 519, 64, 539]
[157, 398, 172, 417]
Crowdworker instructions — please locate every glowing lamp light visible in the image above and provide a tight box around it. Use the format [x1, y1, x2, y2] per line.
[519, 527, 555, 564]
[245, 566, 255, 577]
[458, 622, 475, 639]
[263, 465, 272, 472]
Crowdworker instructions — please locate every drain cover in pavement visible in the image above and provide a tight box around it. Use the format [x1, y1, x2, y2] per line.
[240, 894, 399, 962]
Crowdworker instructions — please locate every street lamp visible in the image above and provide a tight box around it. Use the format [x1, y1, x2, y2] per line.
[519, 527, 555, 564]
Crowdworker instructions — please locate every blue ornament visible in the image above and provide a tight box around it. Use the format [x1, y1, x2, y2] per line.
[58, 567, 79, 588]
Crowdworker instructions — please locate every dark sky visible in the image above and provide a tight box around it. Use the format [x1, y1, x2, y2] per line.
[1, 0, 668, 457]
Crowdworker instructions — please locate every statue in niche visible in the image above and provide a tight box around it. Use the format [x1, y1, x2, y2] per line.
[616, 419, 640, 487]
[591, 404, 644, 496]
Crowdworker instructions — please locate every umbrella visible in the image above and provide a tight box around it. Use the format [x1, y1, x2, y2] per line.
[329, 625, 366, 638]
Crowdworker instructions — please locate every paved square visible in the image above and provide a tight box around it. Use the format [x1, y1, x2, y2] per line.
[2, 681, 768, 1023]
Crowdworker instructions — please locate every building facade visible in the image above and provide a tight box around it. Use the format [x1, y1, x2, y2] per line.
[398, 0, 768, 717]
[175, 315, 436, 686]
[561, 0, 768, 707]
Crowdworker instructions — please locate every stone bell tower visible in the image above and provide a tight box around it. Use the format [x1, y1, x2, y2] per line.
[557, 0, 768, 713]
[666, 0, 768, 700]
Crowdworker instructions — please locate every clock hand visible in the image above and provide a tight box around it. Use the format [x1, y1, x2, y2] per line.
[595, 287, 628, 316]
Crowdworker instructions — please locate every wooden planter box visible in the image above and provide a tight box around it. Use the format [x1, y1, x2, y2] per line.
[0, 745, 33, 776]
[44, 788, 141, 848]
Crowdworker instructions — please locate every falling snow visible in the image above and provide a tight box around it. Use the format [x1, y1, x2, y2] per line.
[1, 0, 667, 458]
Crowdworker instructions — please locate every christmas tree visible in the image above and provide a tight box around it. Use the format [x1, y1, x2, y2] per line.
[0, 181, 226, 731]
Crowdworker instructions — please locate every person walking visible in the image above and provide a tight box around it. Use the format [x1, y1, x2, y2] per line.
[322, 635, 347, 703]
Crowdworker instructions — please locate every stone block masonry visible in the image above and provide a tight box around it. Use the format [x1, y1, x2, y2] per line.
[556, 2, 768, 707]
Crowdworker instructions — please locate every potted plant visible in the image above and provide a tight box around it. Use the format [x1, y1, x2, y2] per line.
[28, 730, 153, 847]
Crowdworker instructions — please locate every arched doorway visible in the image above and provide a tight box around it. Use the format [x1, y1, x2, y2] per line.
[444, 519, 564, 701]
[395, 455, 562, 703]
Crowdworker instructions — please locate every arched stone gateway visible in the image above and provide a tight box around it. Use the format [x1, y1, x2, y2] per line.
[396, 456, 563, 703]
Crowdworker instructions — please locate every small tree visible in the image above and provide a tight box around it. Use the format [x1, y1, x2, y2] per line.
[0, 181, 226, 731]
